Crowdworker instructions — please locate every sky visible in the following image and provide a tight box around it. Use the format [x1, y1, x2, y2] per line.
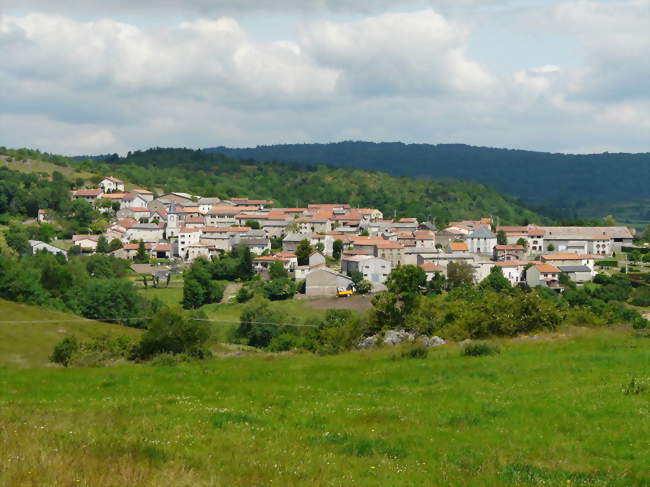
[0, 0, 648, 155]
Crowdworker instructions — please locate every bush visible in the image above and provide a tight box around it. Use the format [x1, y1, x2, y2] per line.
[268, 333, 304, 352]
[400, 345, 428, 359]
[135, 307, 211, 359]
[50, 336, 80, 367]
[149, 353, 192, 366]
[236, 286, 254, 303]
[462, 342, 500, 357]
[595, 260, 618, 268]
[629, 287, 650, 307]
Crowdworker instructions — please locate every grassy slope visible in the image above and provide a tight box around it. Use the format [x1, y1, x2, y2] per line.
[0, 299, 141, 367]
[0, 154, 93, 180]
[0, 328, 648, 486]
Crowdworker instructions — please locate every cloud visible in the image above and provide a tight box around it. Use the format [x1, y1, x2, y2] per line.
[0, 4, 648, 155]
[1, 0, 515, 16]
[301, 10, 496, 96]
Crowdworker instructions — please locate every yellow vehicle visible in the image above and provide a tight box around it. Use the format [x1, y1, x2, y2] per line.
[337, 288, 354, 297]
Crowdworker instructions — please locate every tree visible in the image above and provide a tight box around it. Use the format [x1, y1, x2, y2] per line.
[96, 235, 110, 254]
[269, 260, 288, 279]
[355, 280, 372, 294]
[182, 278, 204, 309]
[136, 307, 210, 359]
[629, 250, 642, 263]
[4, 224, 30, 254]
[386, 265, 427, 315]
[109, 238, 123, 252]
[262, 278, 296, 301]
[245, 219, 261, 230]
[134, 240, 148, 263]
[70, 278, 144, 323]
[295, 239, 313, 266]
[332, 239, 344, 260]
[496, 231, 507, 245]
[236, 286, 254, 303]
[547, 243, 555, 252]
[447, 261, 475, 288]
[360, 229, 370, 237]
[349, 270, 364, 285]
[602, 215, 617, 226]
[50, 336, 79, 367]
[479, 266, 512, 293]
[426, 272, 446, 295]
[315, 242, 324, 253]
[235, 297, 284, 347]
[516, 237, 528, 250]
[233, 244, 253, 281]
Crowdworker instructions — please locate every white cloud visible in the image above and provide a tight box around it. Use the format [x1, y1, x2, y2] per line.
[301, 10, 496, 96]
[0, 3, 648, 155]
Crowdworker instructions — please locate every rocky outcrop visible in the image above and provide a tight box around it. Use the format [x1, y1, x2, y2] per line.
[358, 330, 447, 349]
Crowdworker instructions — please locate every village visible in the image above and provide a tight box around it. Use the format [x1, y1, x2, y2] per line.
[32, 175, 637, 297]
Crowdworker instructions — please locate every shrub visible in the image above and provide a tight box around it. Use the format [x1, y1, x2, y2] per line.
[50, 336, 80, 367]
[462, 342, 500, 357]
[236, 286, 254, 303]
[629, 287, 650, 307]
[400, 344, 428, 359]
[149, 353, 192, 367]
[595, 260, 618, 268]
[268, 333, 303, 352]
[135, 307, 211, 359]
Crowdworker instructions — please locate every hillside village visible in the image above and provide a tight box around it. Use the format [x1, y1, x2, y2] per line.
[31, 175, 636, 297]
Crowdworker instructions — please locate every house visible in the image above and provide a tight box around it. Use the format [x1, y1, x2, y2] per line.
[178, 228, 202, 258]
[494, 261, 528, 286]
[99, 177, 125, 193]
[526, 264, 561, 289]
[126, 223, 164, 243]
[413, 230, 436, 248]
[419, 262, 445, 280]
[448, 241, 469, 254]
[305, 268, 354, 297]
[238, 236, 271, 256]
[283, 232, 311, 252]
[376, 241, 404, 267]
[466, 226, 497, 255]
[158, 192, 195, 205]
[308, 251, 326, 268]
[198, 197, 222, 214]
[435, 229, 466, 247]
[121, 206, 150, 221]
[131, 188, 154, 202]
[253, 252, 298, 273]
[494, 244, 526, 261]
[557, 265, 593, 284]
[344, 256, 392, 283]
[114, 242, 170, 260]
[29, 240, 67, 259]
[37, 209, 51, 223]
[71, 188, 103, 201]
[540, 226, 633, 252]
[72, 235, 99, 251]
[540, 253, 595, 271]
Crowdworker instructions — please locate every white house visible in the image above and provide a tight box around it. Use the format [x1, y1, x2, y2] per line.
[126, 223, 164, 243]
[99, 177, 125, 193]
[178, 228, 202, 258]
[29, 240, 67, 259]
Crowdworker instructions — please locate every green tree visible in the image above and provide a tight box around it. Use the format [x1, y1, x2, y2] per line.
[134, 240, 149, 263]
[4, 224, 30, 254]
[96, 235, 110, 254]
[269, 260, 288, 279]
[50, 336, 79, 367]
[496, 231, 507, 245]
[262, 278, 296, 301]
[295, 239, 313, 266]
[547, 243, 555, 252]
[386, 265, 427, 315]
[235, 297, 284, 347]
[355, 280, 372, 294]
[109, 238, 123, 251]
[245, 219, 261, 230]
[182, 278, 204, 309]
[332, 239, 344, 260]
[447, 261, 475, 288]
[479, 266, 513, 293]
[136, 307, 210, 359]
[516, 238, 528, 249]
[426, 272, 446, 295]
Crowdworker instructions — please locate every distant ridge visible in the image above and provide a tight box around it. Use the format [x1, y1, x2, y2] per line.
[206, 142, 650, 225]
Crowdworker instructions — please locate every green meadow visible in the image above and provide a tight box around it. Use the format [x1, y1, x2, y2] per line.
[1, 327, 648, 486]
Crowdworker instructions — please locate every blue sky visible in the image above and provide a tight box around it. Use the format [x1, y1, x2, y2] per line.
[0, 0, 648, 155]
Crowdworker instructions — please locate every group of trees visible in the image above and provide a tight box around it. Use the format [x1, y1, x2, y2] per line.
[0, 251, 158, 325]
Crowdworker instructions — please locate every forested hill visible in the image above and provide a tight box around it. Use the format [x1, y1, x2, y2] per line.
[206, 142, 650, 219]
[94, 148, 546, 226]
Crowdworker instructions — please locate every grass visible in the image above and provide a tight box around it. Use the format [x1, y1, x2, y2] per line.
[138, 286, 184, 307]
[0, 154, 94, 180]
[0, 299, 141, 368]
[0, 328, 648, 486]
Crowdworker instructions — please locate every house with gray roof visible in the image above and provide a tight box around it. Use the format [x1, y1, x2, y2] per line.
[466, 226, 497, 255]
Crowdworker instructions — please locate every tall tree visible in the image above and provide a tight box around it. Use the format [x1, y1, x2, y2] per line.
[135, 240, 148, 263]
[295, 239, 313, 266]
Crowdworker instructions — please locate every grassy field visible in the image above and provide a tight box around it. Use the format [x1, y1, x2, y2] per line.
[0, 299, 142, 368]
[0, 327, 648, 486]
[0, 155, 94, 180]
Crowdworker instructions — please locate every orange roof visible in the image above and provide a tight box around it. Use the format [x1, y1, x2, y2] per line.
[179, 227, 202, 233]
[102, 192, 128, 199]
[104, 176, 123, 183]
[377, 241, 404, 249]
[495, 260, 529, 267]
[201, 226, 251, 233]
[132, 188, 153, 194]
[535, 264, 560, 273]
[413, 230, 435, 239]
[495, 245, 524, 250]
[128, 206, 149, 212]
[541, 253, 589, 261]
[420, 262, 444, 272]
[450, 241, 469, 251]
[72, 188, 103, 196]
